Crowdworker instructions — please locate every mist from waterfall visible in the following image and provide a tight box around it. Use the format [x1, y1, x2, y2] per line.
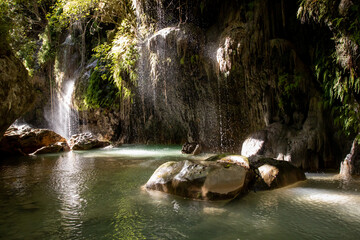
[44, 33, 80, 139]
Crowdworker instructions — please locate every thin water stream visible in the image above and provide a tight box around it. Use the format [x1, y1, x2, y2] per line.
[0, 145, 359, 239]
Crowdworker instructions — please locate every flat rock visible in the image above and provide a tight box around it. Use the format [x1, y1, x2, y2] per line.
[31, 142, 70, 155]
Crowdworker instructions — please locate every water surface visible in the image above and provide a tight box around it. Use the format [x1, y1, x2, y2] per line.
[0, 145, 359, 239]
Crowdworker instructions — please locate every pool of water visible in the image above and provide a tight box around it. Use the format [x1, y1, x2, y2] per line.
[0, 145, 359, 240]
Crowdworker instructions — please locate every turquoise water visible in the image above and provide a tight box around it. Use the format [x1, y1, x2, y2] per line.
[0, 145, 360, 240]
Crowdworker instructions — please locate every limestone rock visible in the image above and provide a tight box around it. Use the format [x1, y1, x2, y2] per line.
[241, 97, 332, 171]
[145, 159, 252, 201]
[250, 158, 306, 190]
[340, 138, 360, 176]
[69, 132, 110, 150]
[0, 43, 34, 139]
[145, 154, 306, 200]
[0, 126, 68, 155]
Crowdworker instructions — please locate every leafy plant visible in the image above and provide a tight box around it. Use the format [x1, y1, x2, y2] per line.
[298, 0, 360, 136]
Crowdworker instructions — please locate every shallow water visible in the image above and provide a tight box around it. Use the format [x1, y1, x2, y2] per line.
[0, 145, 359, 240]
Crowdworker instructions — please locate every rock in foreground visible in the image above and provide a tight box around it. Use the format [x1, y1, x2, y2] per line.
[69, 132, 110, 150]
[145, 155, 306, 201]
[0, 125, 68, 155]
[145, 159, 252, 201]
[251, 158, 306, 190]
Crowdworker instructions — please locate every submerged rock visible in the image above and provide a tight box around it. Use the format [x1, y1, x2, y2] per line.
[0, 125, 68, 155]
[145, 159, 252, 201]
[69, 132, 110, 150]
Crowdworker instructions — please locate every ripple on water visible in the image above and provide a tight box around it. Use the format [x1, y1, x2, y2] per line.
[1, 149, 360, 239]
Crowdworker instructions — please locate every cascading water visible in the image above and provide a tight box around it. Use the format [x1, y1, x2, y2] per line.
[46, 33, 80, 139]
[50, 79, 79, 139]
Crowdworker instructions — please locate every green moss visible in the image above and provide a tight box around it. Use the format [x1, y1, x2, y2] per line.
[180, 56, 185, 65]
[84, 68, 118, 109]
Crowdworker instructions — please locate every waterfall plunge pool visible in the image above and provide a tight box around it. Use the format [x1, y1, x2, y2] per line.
[0, 145, 359, 240]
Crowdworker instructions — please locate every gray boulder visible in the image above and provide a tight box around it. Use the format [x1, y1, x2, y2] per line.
[145, 155, 306, 200]
[251, 158, 306, 190]
[241, 97, 332, 171]
[145, 159, 252, 201]
[69, 132, 110, 150]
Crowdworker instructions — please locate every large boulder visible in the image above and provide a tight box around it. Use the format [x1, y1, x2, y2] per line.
[0, 43, 34, 139]
[0, 125, 68, 155]
[241, 97, 333, 171]
[145, 159, 253, 201]
[250, 158, 306, 190]
[69, 132, 110, 150]
[145, 155, 306, 200]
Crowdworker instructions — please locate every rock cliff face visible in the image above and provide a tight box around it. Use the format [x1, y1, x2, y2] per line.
[126, 0, 338, 169]
[0, 42, 34, 139]
[69, 0, 341, 170]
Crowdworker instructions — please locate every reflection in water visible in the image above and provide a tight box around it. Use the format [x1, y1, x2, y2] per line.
[51, 152, 90, 238]
[0, 146, 360, 239]
[111, 197, 146, 240]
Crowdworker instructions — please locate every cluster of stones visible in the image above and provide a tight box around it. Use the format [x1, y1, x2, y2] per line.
[145, 154, 306, 201]
[0, 125, 110, 156]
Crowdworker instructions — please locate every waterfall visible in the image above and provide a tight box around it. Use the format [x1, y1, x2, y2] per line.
[50, 79, 79, 139]
[45, 33, 80, 139]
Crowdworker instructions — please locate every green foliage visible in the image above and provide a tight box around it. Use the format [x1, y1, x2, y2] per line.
[84, 68, 118, 109]
[0, 0, 56, 74]
[299, 0, 360, 136]
[37, 6, 65, 65]
[315, 48, 360, 135]
[92, 18, 138, 101]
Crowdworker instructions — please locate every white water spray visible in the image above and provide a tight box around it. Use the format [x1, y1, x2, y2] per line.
[48, 79, 78, 139]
